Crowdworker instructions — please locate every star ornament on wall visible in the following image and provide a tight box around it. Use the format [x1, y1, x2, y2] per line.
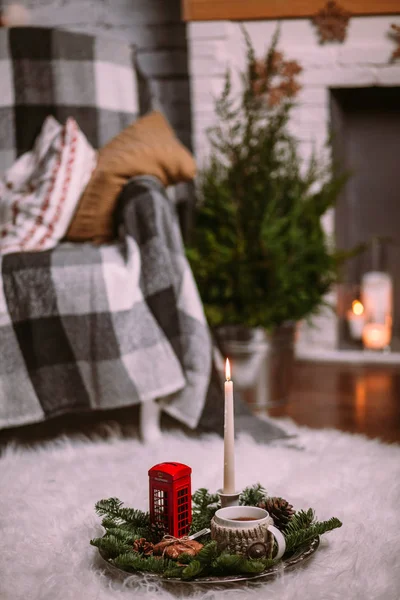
[312, 0, 351, 44]
[390, 24, 400, 61]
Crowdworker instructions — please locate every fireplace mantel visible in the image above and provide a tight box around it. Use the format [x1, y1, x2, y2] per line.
[182, 0, 400, 22]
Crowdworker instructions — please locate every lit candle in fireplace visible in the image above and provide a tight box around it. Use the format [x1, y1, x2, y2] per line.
[347, 300, 365, 340]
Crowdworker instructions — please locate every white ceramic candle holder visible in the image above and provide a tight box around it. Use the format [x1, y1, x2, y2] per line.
[217, 489, 241, 508]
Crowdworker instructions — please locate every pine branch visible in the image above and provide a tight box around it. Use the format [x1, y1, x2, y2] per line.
[101, 516, 120, 530]
[101, 517, 147, 537]
[164, 565, 185, 579]
[112, 551, 170, 574]
[90, 534, 132, 559]
[169, 542, 277, 580]
[177, 553, 194, 565]
[284, 508, 315, 537]
[95, 498, 150, 528]
[102, 527, 136, 544]
[181, 560, 203, 580]
[264, 25, 281, 78]
[192, 488, 220, 509]
[240, 23, 256, 70]
[212, 553, 244, 574]
[285, 517, 342, 553]
[95, 497, 123, 517]
[239, 483, 268, 506]
[240, 558, 277, 574]
[210, 553, 277, 577]
[196, 541, 219, 566]
[190, 488, 220, 534]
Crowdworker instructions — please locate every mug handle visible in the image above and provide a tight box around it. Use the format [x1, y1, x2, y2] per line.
[267, 524, 286, 560]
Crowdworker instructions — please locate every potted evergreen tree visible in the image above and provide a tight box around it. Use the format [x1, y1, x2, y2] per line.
[186, 29, 347, 408]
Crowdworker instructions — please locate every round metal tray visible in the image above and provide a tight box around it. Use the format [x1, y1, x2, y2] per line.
[98, 536, 320, 589]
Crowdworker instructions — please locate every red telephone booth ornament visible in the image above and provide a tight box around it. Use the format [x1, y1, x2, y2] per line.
[148, 462, 192, 538]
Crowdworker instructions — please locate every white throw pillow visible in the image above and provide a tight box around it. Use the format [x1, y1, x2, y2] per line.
[0, 115, 97, 254]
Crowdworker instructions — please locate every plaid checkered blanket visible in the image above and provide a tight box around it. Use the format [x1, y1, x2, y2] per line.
[0, 27, 139, 174]
[0, 176, 211, 430]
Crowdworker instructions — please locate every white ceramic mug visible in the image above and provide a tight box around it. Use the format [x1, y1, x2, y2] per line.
[212, 505, 286, 560]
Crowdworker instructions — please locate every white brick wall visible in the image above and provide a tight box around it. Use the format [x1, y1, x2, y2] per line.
[5, 0, 192, 148]
[188, 15, 400, 351]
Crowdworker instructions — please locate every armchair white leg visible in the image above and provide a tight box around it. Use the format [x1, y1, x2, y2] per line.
[140, 399, 162, 443]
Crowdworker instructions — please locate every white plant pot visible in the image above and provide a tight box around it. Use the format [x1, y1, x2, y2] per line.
[215, 323, 296, 410]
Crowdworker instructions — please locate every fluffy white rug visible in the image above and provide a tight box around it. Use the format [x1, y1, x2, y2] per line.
[1, 419, 400, 600]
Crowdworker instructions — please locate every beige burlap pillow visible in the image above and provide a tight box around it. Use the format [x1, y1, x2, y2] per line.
[66, 111, 196, 243]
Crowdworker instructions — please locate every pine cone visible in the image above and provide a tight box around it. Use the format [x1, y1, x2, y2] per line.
[132, 537, 154, 556]
[259, 497, 295, 531]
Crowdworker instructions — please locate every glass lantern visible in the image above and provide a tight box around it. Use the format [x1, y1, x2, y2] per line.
[361, 272, 393, 352]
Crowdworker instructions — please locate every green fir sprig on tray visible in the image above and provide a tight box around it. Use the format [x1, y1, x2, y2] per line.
[113, 552, 173, 574]
[285, 515, 343, 553]
[95, 497, 148, 522]
[90, 497, 165, 549]
[158, 541, 277, 581]
[91, 487, 342, 581]
[190, 488, 220, 534]
[239, 483, 268, 506]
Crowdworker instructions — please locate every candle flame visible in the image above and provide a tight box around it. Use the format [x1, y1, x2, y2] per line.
[225, 358, 231, 381]
[352, 300, 364, 316]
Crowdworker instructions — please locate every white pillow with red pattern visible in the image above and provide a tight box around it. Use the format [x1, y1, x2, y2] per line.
[0, 115, 96, 254]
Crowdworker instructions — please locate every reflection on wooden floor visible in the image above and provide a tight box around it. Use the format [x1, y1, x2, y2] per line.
[267, 361, 400, 443]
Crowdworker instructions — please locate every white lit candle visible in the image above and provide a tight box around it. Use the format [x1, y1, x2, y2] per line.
[347, 300, 365, 340]
[223, 358, 235, 494]
[362, 322, 391, 351]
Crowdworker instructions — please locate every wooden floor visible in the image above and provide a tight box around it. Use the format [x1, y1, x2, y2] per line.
[267, 360, 400, 444]
[1, 361, 399, 446]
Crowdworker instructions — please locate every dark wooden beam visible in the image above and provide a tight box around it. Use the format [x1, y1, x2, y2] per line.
[182, 0, 400, 21]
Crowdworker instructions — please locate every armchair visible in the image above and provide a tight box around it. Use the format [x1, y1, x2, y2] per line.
[0, 27, 211, 440]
